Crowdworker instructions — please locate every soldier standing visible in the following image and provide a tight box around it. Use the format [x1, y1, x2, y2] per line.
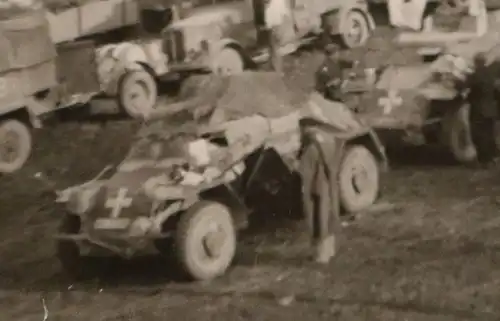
[466, 52, 499, 165]
[315, 43, 351, 102]
[298, 118, 343, 264]
[264, 0, 291, 73]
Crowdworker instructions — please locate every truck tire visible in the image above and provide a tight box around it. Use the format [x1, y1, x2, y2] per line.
[339, 10, 370, 49]
[0, 119, 32, 174]
[441, 102, 476, 163]
[118, 69, 158, 119]
[212, 48, 244, 75]
[338, 145, 379, 213]
[175, 201, 236, 281]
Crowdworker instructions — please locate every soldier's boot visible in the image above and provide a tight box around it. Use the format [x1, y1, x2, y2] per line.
[314, 235, 336, 264]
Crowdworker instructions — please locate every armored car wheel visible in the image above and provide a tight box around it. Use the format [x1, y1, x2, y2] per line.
[338, 145, 379, 213]
[0, 119, 32, 174]
[118, 69, 158, 119]
[339, 10, 370, 49]
[441, 103, 476, 163]
[175, 201, 236, 281]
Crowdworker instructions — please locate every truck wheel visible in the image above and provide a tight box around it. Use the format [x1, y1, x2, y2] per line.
[56, 214, 88, 280]
[175, 201, 236, 281]
[0, 119, 32, 174]
[213, 48, 244, 75]
[339, 10, 370, 49]
[339, 145, 379, 213]
[441, 103, 476, 163]
[118, 69, 158, 119]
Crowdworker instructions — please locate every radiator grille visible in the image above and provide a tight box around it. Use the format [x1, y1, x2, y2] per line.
[163, 29, 185, 64]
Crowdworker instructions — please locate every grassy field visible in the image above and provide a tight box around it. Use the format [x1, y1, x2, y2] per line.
[1, 26, 500, 321]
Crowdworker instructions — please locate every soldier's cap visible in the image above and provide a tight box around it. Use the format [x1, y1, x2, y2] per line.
[324, 43, 340, 54]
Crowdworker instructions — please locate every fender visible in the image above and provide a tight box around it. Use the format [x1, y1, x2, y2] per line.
[325, 2, 375, 35]
[345, 128, 389, 171]
[208, 38, 254, 70]
[97, 42, 153, 96]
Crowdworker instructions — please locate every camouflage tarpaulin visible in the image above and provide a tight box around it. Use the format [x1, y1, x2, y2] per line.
[141, 72, 304, 137]
[132, 72, 370, 166]
[212, 71, 303, 121]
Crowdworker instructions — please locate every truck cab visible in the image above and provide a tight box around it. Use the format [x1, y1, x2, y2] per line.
[161, 0, 375, 76]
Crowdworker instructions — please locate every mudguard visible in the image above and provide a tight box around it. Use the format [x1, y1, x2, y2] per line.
[208, 38, 253, 69]
[96, 42, 153, 95]
[345, 127, 389, 171]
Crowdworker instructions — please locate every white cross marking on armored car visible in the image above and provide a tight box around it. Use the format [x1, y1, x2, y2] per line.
[378, 90, 403, 115]
[105, 188, 132, 218]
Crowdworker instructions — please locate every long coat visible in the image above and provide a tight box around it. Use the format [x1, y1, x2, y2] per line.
[298, 124, 343, 241]
[467, 64, 498, 120]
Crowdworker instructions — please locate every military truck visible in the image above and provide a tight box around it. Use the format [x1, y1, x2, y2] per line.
[0, 7, 103, 173]
[0, 2, 177, 174]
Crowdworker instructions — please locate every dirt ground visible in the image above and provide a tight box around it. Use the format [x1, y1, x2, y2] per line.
[2, 27, 500, 321]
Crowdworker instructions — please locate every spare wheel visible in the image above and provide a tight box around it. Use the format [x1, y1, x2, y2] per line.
[338, 144, 379, 213]
[118, 69, 158, 119]
[0, 119, 32, 174]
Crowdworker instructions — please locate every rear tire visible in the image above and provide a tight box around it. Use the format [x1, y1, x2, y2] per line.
[0, 119, 32, 174]
[441, 102, 477, 163]
[175, 201, 236, 281]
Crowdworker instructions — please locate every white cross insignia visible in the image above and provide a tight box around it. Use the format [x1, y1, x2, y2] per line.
[378, 90, 403, 114]
[105, 187, 133, 218]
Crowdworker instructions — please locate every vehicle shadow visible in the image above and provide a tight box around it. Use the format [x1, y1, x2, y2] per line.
[12, 238, 500, 321]
[385, 143, 459, 168]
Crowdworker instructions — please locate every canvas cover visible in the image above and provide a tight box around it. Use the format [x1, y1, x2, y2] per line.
[142, 72, 304, 138]
[133, 72, 366, 166]
[0, 9, 55, 72]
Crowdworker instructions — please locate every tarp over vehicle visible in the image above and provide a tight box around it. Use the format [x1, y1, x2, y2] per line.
[133, 72, 365, 165]
[140, 72, 363, 140]
[0, 9, 56, 72]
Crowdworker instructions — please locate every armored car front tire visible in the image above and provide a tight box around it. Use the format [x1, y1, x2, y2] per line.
[0, 119, 32, 174]
[175, 201, 236, 281]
